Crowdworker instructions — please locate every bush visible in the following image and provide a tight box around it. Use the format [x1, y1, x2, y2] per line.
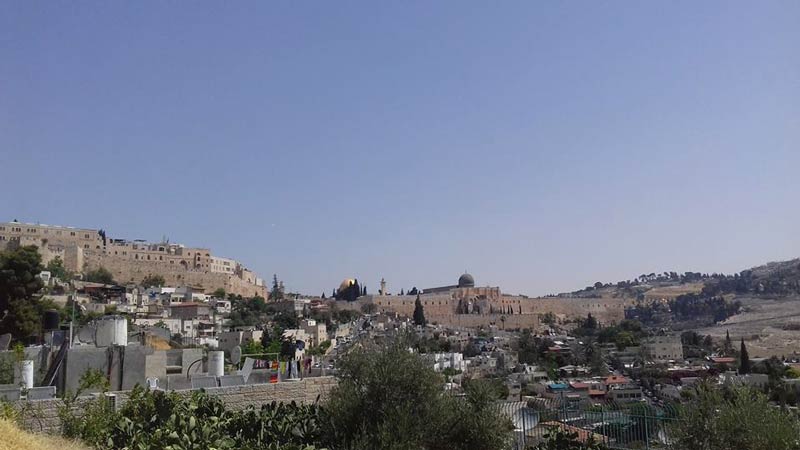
[62, 386, 326, 450]
[321, 337, 513, 450]
[670, 382, 800, 450]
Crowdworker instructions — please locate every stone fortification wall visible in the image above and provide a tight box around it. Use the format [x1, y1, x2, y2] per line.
[16, 377, 336, 434]
[83, 252, 267, 298]
[339, 293, 625, 329]
[426, 313, 540, 330]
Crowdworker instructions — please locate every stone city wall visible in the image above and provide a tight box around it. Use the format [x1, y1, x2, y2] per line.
[16, 377, 337, 434]
[339, 293, 625, 329]
[83, 252, 267, 298]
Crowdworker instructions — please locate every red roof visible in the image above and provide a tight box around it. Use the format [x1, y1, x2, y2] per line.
[588, 389, 606, 397]
[548, 346, 568, 352]
[604, 375, 629, 385]
[570, 382, 589, 390]
[711, 357, 736, 364]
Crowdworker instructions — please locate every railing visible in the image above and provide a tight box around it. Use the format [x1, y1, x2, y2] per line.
[497, 399, 679, 449]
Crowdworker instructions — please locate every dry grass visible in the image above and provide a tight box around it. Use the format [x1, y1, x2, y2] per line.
[0, 419, 87, 450]
[642, 282, 705, 300]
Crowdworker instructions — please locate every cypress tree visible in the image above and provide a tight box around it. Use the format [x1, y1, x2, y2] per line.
[739, 339, 751, 374]
[413, 294, 426, 327]
[723, 330, 733, 356]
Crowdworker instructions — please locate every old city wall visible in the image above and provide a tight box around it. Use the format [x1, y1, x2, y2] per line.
[426, 313, 541, 330]
[345, 294, 625, 328]
[15, 377, 336, 434]
[83, 253, 267, 298]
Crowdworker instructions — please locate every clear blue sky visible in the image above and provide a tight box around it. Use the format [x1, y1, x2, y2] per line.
[2, 1, 798, 296]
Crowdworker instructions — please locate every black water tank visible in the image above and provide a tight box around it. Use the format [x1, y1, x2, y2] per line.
[43, 310, 60, 331]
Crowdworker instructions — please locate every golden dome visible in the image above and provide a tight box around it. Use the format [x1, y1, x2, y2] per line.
[339, 278, 356, 291]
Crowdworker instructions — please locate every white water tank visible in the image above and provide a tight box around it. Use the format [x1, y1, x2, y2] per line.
[208, 351, 224, 377]
[21, 360, 34, 389]
[95, 316, 128, 347]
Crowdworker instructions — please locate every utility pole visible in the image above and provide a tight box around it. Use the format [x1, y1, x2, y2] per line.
[69, 292, 76, 348]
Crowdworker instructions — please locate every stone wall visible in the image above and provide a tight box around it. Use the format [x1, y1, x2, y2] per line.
[83, 252, 267, 298]
[16, 377, 337, 434]
[339, 293, 625, 330]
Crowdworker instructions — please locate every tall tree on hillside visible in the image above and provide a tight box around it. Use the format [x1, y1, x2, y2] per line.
[724, 330, 733, 356]
[740, 339, 751, 374]
[269, 274, 284, 301]
[0, 246, 47, 340]
[585, 313, 598, 330]
[413, 294, 426, 327]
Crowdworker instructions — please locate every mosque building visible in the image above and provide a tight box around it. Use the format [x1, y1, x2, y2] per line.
[335, 273, 626, 331]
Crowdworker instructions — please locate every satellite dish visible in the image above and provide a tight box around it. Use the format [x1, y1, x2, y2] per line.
[230, 346, 242, 364]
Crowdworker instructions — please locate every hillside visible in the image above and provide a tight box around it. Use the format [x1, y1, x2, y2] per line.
[563, 257, 800, 301]
[562, 257, 800, 357]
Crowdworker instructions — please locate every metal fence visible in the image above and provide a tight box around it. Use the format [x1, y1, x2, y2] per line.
[497, 399, 679, 449]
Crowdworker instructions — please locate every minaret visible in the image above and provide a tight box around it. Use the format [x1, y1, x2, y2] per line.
[380, 278, 387, 296]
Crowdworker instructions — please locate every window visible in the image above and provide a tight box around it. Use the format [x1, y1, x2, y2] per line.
[84, 244, 89, 249]
[70, 232, 75, 236]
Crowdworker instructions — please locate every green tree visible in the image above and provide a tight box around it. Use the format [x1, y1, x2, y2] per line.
[269, 274, 284, 301]
[670, 382, 800, 450]
[739, 339, 751, 374]
[615, 331, 637, 350]
[413, 294, 426, 326]
[588, 344, 608, 376]
[85, 266, 115, 285]
[361, 302, 378, 314]
[46, 256, 70, 281]
[0, 246, 44, 312]
[240, 338, 265, 357]
[584, 313, 598, 330]
[0, 246, 46, 340]
[212, 288, 226, 299]
[141, 273, 165, 288]
[322, 338, 513, 450]
[724, 330, 733, 355]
